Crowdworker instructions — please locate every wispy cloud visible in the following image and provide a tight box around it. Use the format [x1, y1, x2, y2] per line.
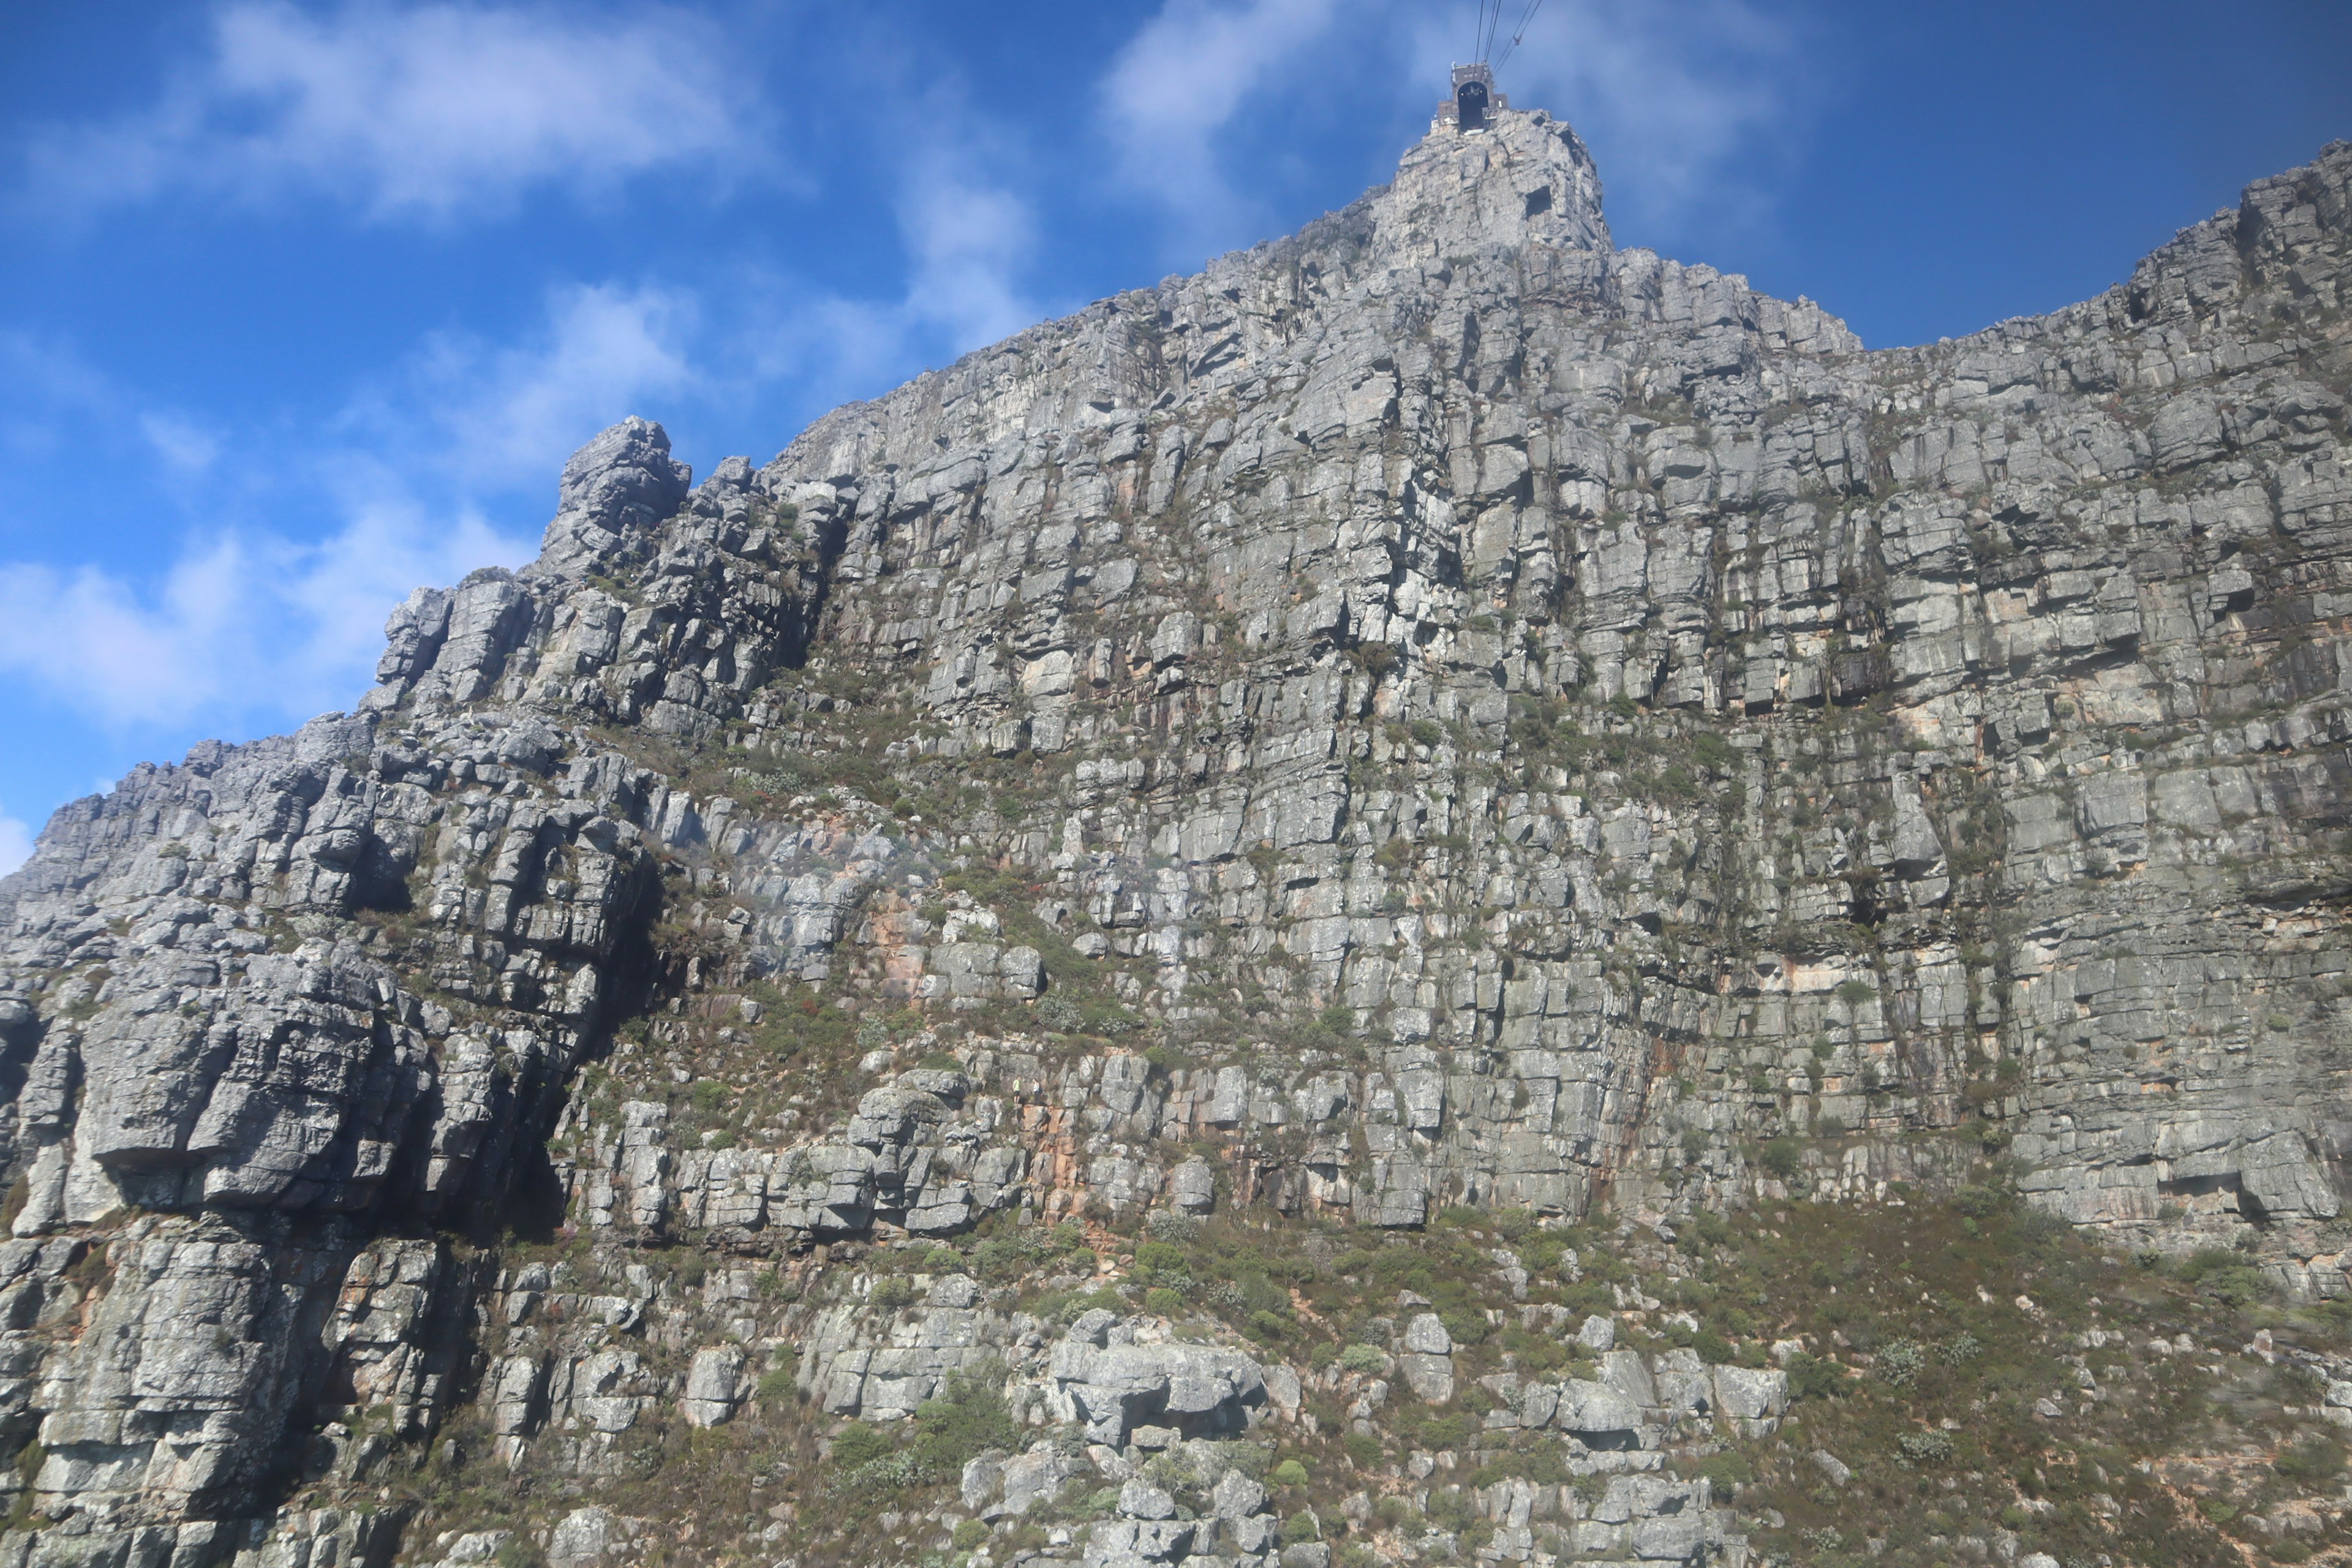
[0, 503, 529, 731]
[1101, 0, 1343, 242]
[382, 281, 702, 489]
[0, 282, 709, 737]
[744, 123, 1045, 412]
[25, 1, 768, 221]
[899, 170, 1039, 352]
[139, 412, 222, 475]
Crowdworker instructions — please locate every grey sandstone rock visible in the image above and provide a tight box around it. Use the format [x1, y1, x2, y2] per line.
[0, 86, 2348, 1568]
[679, 1346, 744, 1427]
[1401, 1311, 1453, 1354]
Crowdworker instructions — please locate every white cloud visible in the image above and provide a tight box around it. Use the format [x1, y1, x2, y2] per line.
[398, 282, 701, 488]
[0, 502, 530, 732]
[899, 172, 1040, 352]
[0, 332, 119, 466]
[0, 805, 32, 876]
[26, 1, 766, 221]
[1101, 0, 1342, 238]
[746, 170, 1042, 419]
[740, 134, 1044, 413]
[0, 273, 706, 739]
[140, 412, 221, 475]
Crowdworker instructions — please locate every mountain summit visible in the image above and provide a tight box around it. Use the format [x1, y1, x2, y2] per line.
[3, 105, 2351, 1568]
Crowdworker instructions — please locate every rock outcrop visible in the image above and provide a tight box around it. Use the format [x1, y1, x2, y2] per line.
[0, 96, 2348, 1568]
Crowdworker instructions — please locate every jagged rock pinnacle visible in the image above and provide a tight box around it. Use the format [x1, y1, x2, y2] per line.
[532, 413, 693, 581]
[1373, 107, 1611, 267]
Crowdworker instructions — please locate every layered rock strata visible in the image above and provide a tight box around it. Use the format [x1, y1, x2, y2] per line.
[0, 102, 2346, 1566]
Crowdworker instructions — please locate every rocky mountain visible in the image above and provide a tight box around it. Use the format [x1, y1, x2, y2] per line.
[2, 100, 2351, 1568]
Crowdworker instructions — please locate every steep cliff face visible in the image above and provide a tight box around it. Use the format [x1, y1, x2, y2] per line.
[1, 106, 2350, 1568]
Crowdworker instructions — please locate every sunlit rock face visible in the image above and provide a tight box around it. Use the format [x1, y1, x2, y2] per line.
[2, 105, 2350, 1567]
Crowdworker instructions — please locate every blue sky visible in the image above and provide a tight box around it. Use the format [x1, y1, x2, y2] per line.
[2, 0, 2348, 871]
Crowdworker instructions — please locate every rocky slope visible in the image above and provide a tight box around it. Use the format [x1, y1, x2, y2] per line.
[1, 101, 2351, 1568]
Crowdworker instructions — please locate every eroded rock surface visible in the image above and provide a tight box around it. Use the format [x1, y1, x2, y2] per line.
[0, 100, 2348, 1568]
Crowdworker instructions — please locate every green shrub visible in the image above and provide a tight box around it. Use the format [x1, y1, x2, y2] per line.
[2178, 1248, 2266, 1307]
[1281, 1512, 1321, 1545]
[1420, 1414, 1475, 1449]
[1343, 1431, 1383, 1469]
[1067, 1485, 1121, 1520]
[952, 1521, 988, 1550]
[1697, 1450, 1754, 1491]
[1339, 1343, 1387, 1374]
[1145, 1287, 1184, 1317]
[1134, 1241, 1189, 1279]
[1678, 1212, 1732, 1251]
[2275, 1435, 2346, 1483]
[1787, 1353, 1845, 1401]
[1950, 1185, 2006, 1218]
[1759, 1138, 1803, 1179]
[1441, 1311, 1489, 1347]
[1246, 1311, 1291, 1343]
[1877, 1339, 1926, 1388]
[831, 1421, 895, 1470]
[1271, 1460, 1309, 1488]
[905, 1372, 1019, 1474]
[1897, 1429, 1953, 1463]
[1835, 979, 1875, 1006]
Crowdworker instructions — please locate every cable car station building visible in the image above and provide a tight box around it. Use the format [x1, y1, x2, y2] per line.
[1436, 62, 1507, 132]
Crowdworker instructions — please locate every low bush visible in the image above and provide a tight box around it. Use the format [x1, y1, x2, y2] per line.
[2275, 1435, 2346, 1484]
[1897, 1430, 1954, 1463]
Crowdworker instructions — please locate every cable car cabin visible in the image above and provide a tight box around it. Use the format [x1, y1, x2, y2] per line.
[1438, 62, 1507, 132]
[1456, 77, 1488, 130]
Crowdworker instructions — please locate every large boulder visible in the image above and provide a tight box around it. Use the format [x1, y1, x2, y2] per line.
[535, 417, 693, 579]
